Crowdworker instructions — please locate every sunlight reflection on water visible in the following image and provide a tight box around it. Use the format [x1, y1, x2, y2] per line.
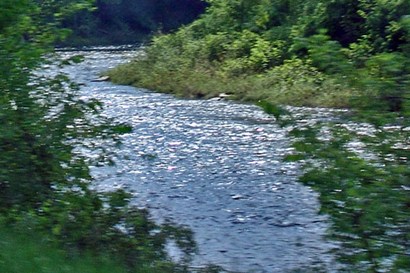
[57, 48, 341, 272]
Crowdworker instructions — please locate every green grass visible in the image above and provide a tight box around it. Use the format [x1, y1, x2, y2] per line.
[0, 226, 127, 273]
[108, 57, 354, 108]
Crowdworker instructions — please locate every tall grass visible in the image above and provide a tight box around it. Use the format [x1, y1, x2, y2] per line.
[108, 57, 353, 108]
[0, 226, 127, 273]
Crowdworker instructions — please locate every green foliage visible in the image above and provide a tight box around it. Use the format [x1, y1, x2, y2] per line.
[0, 0, 30, 32]
[285, 116, 410, 272]
[61, 0, 207, 46]
[293, 29, 353, 74]
[260, 58, 353, 107]
[256, 100, 286, 120]
[110, 0, 409, 109]
[109, 1, 410, 272]
[0, 0, 96, 211]
[1, 1, 198, 272]
[0, 225, 128, 273]
[5, 188, 195, 272]
[219, 30, 286, 74]
[350, 52, 410, 115]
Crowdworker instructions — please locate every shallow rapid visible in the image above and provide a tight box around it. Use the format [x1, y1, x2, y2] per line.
[58, 48, 338, 272]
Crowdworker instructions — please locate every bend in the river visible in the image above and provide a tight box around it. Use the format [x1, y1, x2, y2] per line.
[58, 48, 339, 273]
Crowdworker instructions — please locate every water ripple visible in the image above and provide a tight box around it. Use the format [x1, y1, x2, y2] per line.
[58, 49, 338, 272]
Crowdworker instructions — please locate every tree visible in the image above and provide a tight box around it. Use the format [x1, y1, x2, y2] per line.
[61, 0, 207, 45]
[0, 0, 96, 210]
[1, 1, 195, 271]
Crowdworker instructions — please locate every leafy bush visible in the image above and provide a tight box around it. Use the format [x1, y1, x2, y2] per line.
[1, 1, 197, 272]
[0, 225, 127, 273]
[258, 58, 352, 107]
[285, 119, 410, 272]
[5, 188, 195, 272]
[110, 0, 409, 108]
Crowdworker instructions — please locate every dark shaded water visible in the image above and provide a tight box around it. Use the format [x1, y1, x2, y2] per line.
[58, 48, 339, 272]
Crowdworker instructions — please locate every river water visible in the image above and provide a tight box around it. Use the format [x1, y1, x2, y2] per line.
[57, 48, 338, 272]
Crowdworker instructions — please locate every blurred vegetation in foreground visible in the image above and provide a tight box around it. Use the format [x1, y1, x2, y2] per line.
[0, 1, 203, 272]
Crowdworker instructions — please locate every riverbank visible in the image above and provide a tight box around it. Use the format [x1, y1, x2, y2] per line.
[108, 0, 409, 113]
[0, 225, 128, 273]
[108, 54, 354, 109]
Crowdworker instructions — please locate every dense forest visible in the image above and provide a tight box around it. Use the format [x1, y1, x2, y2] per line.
[61, 0, 207, 45]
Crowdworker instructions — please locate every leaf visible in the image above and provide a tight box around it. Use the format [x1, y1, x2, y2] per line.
[60, 55, 85, 66]
[283, 153, 305, 162]
[112, 124, 133, 134]
[256, 100, 288, 120]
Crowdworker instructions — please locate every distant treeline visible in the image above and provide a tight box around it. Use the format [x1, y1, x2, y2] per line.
[61, 0, 207, 45]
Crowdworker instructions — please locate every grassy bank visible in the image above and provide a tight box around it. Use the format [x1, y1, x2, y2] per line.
[108, 53, 354, 108]
[108, 0, 409, 111]
[0, 226, 127, 273]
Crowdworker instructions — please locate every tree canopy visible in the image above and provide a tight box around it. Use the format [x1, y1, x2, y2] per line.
[61, 0, 207, 45]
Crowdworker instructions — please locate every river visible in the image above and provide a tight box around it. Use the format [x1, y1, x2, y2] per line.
[57, 48, 339, 273]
